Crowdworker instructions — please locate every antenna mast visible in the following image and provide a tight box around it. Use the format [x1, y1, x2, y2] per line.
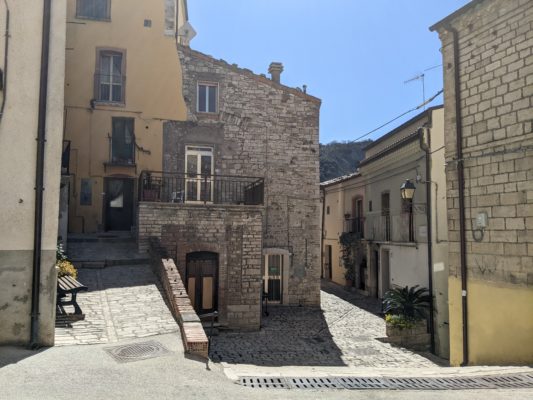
[404, 73, 425, 109]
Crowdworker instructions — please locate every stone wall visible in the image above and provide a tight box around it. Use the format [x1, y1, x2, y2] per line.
[138, 202, 263, 330]
[149, 248, 208, 358]
[438, 0, 533, 286]
[161, 45, 322, 307]
[434, 0, 533, 365]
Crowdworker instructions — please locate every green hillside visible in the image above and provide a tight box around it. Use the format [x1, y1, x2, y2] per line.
[319, 140, 371, 182]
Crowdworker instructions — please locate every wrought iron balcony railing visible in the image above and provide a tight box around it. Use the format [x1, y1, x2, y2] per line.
[138, 170, 264, 206]
[344, 217, 365, 238]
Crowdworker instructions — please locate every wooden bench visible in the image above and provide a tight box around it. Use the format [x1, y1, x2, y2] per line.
[57, 275, 88, 317]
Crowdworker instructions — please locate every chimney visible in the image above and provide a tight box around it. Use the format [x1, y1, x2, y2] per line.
[268, 62, 283, 84]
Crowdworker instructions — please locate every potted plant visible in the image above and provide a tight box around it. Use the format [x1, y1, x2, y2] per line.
[382, 285, 431, 351]
[142, 172, 160, 202]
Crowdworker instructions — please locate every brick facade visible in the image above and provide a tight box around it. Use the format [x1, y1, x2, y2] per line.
[139, 203, 263, 330]
[162, 45, 322, 308]
[432, 0, 533, 365]
[437, 0, 533, 286]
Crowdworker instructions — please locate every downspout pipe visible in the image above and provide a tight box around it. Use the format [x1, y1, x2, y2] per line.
[0, 0, 10, 121]
[446, 24, 469, 366]
[30, 0, 52, 349]
[419, 127, 435, 354]
[320, 186, 325, 279]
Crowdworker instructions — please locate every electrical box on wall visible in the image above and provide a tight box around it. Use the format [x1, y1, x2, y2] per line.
[476, 212, 488, 228]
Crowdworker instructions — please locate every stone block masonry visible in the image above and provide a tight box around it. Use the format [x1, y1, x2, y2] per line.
[438, 0, 533, 286]
[161, 45, 322, 309]
[139, 203, 263, 330]
[432, 0, 533, 365]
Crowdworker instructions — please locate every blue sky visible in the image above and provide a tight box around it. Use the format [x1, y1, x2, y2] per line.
[187, 0, 470, 144]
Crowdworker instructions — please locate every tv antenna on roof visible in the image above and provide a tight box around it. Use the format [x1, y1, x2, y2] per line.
[404, 64, 443, 111]
[404, 73, 425, 109]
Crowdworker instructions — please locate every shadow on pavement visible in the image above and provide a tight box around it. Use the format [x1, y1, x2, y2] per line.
[209, 305, 346, 367]
[0, 346, 49, 369]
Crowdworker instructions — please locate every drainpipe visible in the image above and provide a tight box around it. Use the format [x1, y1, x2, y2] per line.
[320, 186, 325, 279]
[419, 127, 435, 355]
[445, 24, 469, 366]
[30, 0, 52, 349]
[0, 0, 10, 122]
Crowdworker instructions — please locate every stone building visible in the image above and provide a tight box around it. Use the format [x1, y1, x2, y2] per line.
[431, 0, 533, 365]
[0, 0, 66, 346]
[138, 45, 321, 330]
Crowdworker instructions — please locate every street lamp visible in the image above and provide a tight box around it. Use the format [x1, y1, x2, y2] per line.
[400, 179, 416, 200]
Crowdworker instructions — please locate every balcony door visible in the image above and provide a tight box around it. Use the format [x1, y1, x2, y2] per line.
[185, 146, 213, 202]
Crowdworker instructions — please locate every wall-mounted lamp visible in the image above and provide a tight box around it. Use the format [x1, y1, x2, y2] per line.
[400, 179, 416, 200]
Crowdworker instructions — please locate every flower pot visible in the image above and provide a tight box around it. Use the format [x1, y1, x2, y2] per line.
[345, 279, 353, 287]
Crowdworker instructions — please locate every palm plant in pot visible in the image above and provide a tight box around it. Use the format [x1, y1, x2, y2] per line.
[382, 285, 431, 349]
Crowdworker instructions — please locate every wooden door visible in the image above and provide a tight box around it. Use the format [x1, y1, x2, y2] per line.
[186, 252, 218, 314]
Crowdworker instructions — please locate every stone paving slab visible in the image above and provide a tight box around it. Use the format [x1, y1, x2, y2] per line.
[210, 281, 439, 369]
[55, 265, 179, 346]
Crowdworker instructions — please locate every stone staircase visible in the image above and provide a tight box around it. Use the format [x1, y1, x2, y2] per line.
[67, 232, 150, 268]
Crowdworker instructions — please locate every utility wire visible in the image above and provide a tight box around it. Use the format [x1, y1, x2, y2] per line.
[349, 89, 443, 144]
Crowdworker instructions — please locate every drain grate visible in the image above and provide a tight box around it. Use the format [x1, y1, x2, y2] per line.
[287, 377, 344, 389]
[239, 377, 288, 389]
[239, 374, 533, 390]
[336, 377, 390, 390]
[104, 340, 170, 363]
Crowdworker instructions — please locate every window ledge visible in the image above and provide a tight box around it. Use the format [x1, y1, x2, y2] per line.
[94, 101, 125, 108]
[75, 15, 111, 23]
[196, 112, 219, 120]
[104, 162, 136, 168]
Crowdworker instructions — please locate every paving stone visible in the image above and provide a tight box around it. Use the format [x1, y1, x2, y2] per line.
[55, 265, 179, 346]
[209, 280, 440, 368]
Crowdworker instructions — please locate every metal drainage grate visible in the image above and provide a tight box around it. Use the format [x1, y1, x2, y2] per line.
[239, 377, 288, 389]
[336, 377, 389, 390]
[239, 374, 533, 390]
[287, 377, 344, 389]
[104, 340, 170, 363]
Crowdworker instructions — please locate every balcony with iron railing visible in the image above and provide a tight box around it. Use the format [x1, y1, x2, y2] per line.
[344, 217, 365, 239]
[138, 170, 264, 206]
[364, 207, 425, 243]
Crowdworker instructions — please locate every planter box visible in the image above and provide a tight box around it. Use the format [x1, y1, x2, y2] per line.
[385, 319, 430, 352]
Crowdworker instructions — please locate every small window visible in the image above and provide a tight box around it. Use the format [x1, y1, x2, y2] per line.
[80, 179, 92, 206]
[111, 118, 135, 164]
[96, 50, 125, 103]
[197, 83, 218, 113]
[77, 0, 110, 21]
[326, 206, 330, 215]
[369, 201, 372, 212]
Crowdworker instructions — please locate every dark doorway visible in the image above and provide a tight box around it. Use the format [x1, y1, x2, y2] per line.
[186, 252, 218, 314]
[373, 249, 379, 299]
[105, 178, 134, 231]
[359, 258, 367, 290]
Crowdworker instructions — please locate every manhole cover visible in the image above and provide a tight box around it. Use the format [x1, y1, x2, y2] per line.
[104, 340, 170, 363]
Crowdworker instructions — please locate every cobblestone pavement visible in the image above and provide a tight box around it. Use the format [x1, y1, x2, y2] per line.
[210, 280, 440, 368]
[55, 265, 179, 346]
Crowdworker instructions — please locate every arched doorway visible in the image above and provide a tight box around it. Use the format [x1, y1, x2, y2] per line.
[186, 252, 218, 315]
